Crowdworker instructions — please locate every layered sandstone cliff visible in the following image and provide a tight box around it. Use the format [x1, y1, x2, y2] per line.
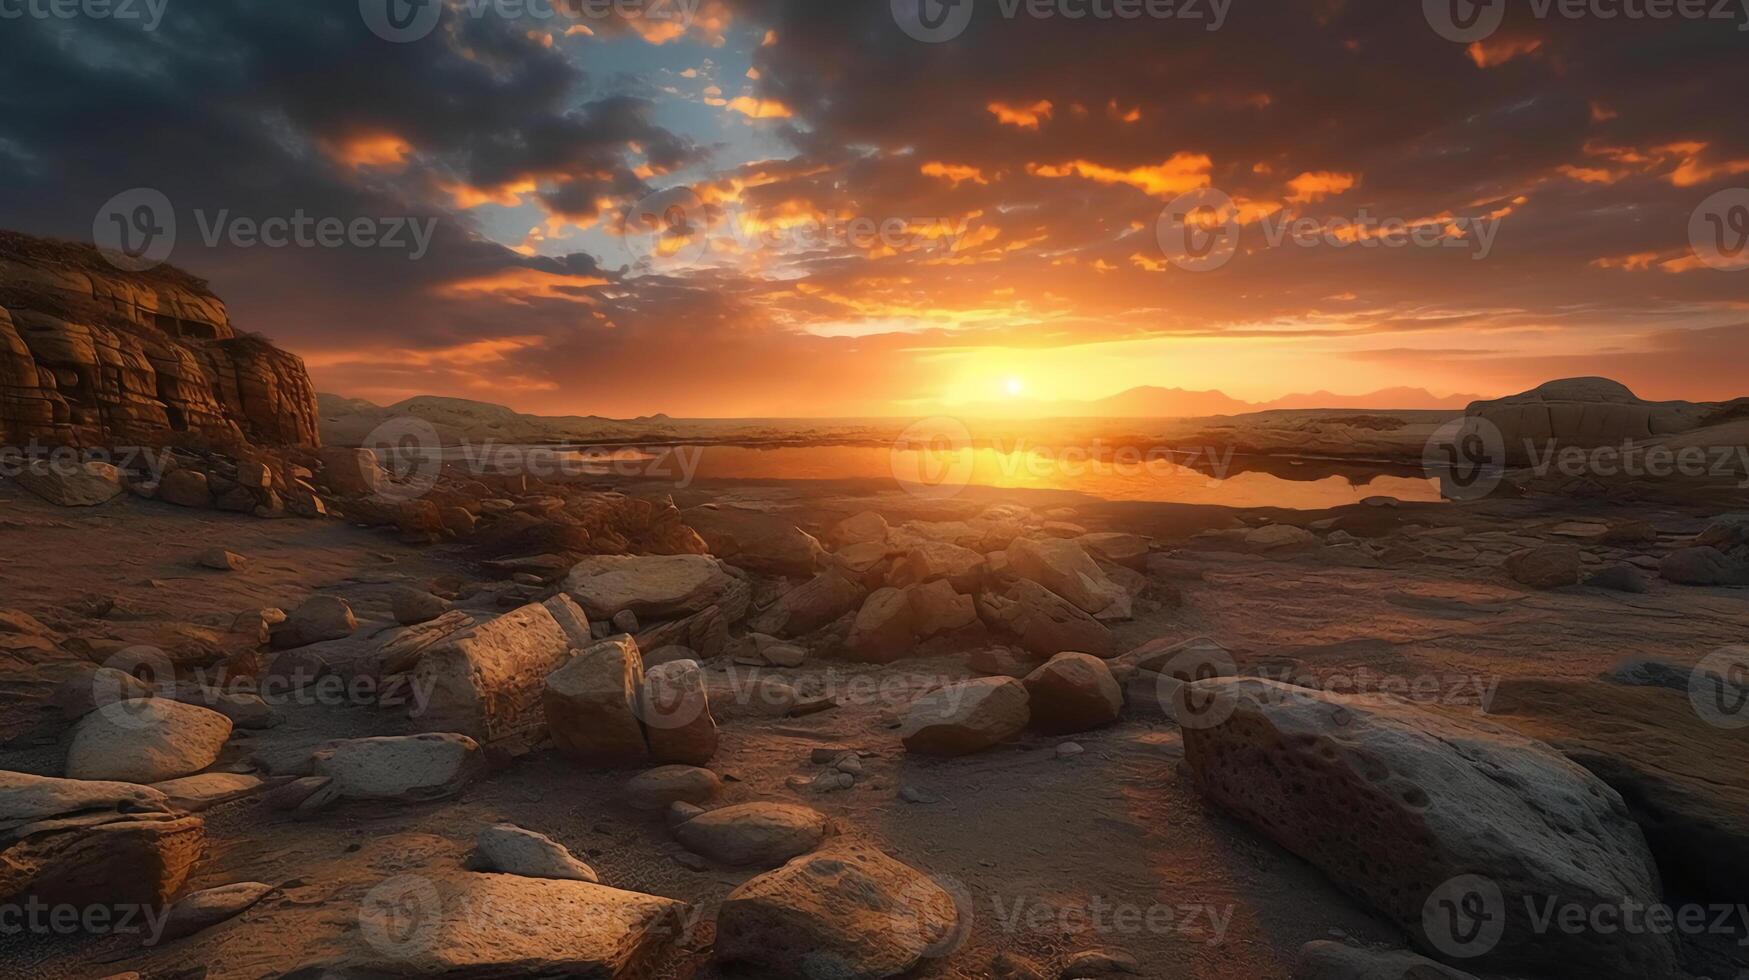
[0, 231, 318, 450]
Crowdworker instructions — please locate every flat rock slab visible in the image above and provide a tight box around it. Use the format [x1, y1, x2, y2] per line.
[148, 773, 266, 812]
[147, 869, 689, 978]
[1, 772, 203, 908]
[564, 554, 749, 622]
[1486, 677, 1749, 902]
[674, 802, 828, 868]
[311, 733, 484, 803]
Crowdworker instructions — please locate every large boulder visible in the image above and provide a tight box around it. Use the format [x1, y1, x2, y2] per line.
[639, 659, 719, 765]
[65, 698, 233, 783]
[1182, 679, 1675, 980]
[410, 598, 581, 752]
[845, 587, 915, 662]
[715, 844, 961, 979]
[1005, 537, 1130, 619]
[899, 541, 986, 593]
[682, 505, 825, 576]
[1486, 677, 1749, 902]
[977, 580, 1113, 659]
[311, 733, 485, 803]
[1023, 653, 1122, 734]
[565, 554, 750, 623]
[0, 772, 204, 908]
[16, 460, 123, 506]
[673, 802, 828, 868]
[543, 636, 650, 767]
[828, 511, 890, 547]
[900, 677, 1030, 757]
[906, 579, 978, 639]
[749, 569, 867, 637]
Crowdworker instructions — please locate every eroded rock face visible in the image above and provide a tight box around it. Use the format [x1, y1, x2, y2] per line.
[1182, 679, 1675, 980]
[715, 844, 960, 980]
[0, 772, 204, 908]
[0, 235, 319, 450]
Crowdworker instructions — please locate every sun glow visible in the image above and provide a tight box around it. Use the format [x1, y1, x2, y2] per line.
[1005, 377, 1025, 396]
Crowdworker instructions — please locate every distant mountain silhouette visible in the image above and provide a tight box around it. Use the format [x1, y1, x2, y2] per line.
[953, 385, 1485, 418]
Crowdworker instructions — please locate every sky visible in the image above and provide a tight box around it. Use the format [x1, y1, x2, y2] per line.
[1, 0, 1746, 418]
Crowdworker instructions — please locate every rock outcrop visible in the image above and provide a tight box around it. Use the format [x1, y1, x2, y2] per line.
[1467, 378, 1713, 464]
[1183, 679, 1675, 980]
[0, 231, 319, 450]
[0, 772, 204, 907]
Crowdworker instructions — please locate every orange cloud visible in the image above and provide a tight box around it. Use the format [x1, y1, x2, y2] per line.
[727, 96, 793, 119]
[921, 162, 989, 187]
[322, 132, 412, 171]
[434, 269, 609, 303]
[1286, 171, 1358, 204]
[1467, 36, 1543, 68]
[438, 178, 539, 209]
[1556, 164, 1620, 185]
[988, 100, 1054, 130]
[1028, 153, 1212, 198]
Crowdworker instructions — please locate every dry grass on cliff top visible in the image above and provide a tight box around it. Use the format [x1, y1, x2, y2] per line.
[0, 228, 213, 294]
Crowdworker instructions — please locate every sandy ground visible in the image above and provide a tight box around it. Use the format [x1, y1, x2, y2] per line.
[2, 473, 1745, 979]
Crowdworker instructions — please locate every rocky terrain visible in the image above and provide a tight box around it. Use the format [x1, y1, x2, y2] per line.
[3, 403, 1748, 978]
